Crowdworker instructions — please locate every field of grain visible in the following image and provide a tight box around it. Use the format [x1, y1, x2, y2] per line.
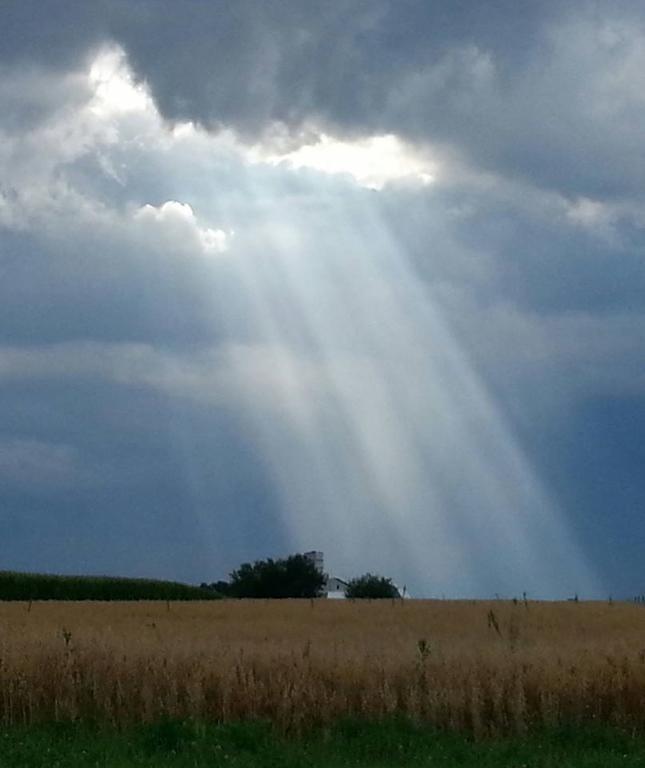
[2, 599, 645, 736]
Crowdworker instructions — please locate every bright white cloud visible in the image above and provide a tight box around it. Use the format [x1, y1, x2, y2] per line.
[562, 195, 645, 243]
[134, 201, 231, 255]
[0, 46, 234, 261]
[88, 47, 153, 117]
[253, 131, 436, 189]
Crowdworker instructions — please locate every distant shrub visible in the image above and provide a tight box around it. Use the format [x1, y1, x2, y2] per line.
[345, 573, 400, 599]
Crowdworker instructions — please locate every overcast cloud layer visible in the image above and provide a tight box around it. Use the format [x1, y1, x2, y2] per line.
[1, 1, 644, 597]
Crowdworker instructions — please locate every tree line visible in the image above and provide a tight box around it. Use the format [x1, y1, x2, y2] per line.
[202, 554, 401, 599]
[0, 555, 400, 601]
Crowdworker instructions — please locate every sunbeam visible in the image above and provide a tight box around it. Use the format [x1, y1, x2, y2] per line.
[209, 157, 600, 597]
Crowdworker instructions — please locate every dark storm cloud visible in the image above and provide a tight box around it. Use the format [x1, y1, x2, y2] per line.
[118, 0, 645, 199]
[0, 1, 561, 128]
[3, 0, 645, 199]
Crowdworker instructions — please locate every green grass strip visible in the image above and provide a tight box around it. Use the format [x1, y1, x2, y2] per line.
[2, 719, 645, 767]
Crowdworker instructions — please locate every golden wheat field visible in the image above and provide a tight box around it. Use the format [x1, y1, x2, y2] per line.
[2, 599, 645, 735]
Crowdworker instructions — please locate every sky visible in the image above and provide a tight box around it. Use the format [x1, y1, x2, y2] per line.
[1, 1, 644, 598]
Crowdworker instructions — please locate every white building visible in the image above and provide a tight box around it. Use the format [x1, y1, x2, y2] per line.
[303, 550, 349, 599]
[303, 550, 324, 573]
[325, 576, 349, 599]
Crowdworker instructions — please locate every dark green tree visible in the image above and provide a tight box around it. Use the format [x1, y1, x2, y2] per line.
[345, 573, 400, 599]
[229, 554, 325, 598]
[200, 580, 232, 597]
